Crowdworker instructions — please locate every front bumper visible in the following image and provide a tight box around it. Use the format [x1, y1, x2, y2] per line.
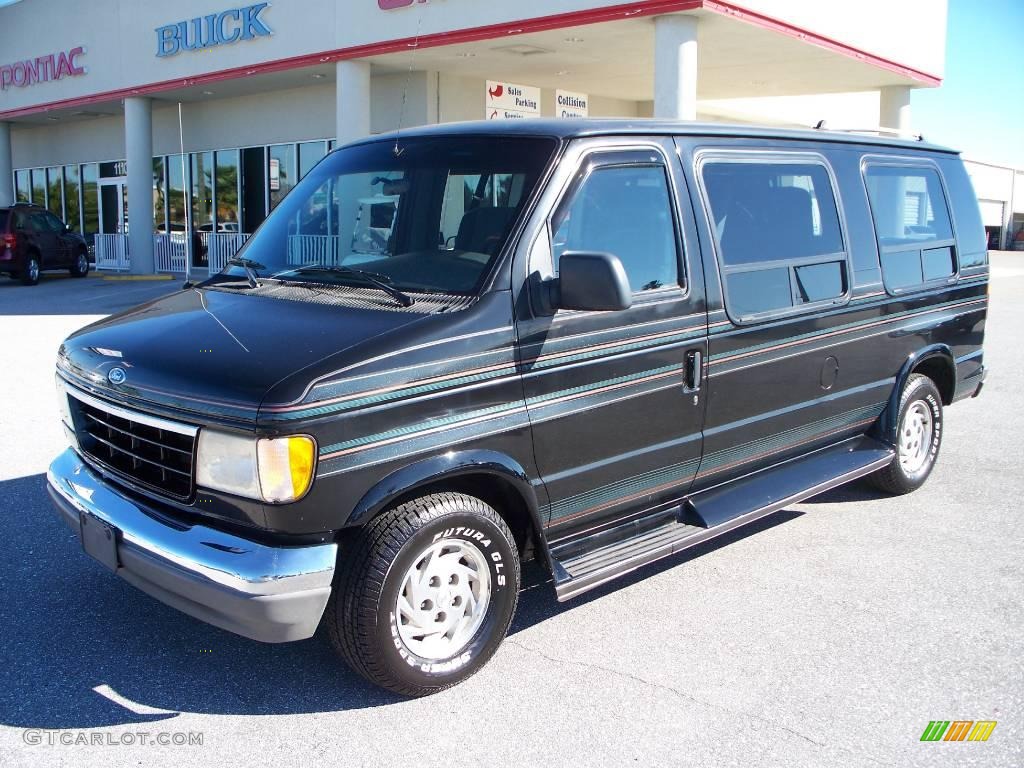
[47, 448, 337, 643]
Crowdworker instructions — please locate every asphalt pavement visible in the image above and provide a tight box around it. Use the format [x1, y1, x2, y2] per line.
[0, 259, 1020, 768]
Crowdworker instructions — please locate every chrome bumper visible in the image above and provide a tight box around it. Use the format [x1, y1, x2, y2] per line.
[47, 448, 337, 643]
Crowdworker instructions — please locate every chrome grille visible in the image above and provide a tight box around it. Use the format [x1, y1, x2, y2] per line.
[68, 391, 197, 500]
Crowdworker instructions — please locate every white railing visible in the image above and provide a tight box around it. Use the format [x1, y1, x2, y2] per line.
[287, 235, 343, 266]
[204, 232, 252, 273]
[154, 233, 188, 274]
[94, 234, 130, 272]
[93, 232, 254, 274]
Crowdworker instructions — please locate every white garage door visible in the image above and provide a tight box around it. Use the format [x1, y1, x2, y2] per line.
[978, 199, 1005, 227]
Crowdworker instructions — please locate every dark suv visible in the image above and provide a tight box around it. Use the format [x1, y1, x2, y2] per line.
[0, 203, 90, 285]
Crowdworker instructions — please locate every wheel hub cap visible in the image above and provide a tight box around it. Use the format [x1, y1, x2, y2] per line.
[898, 400, 933, 474]
[395, 537, 491, 660]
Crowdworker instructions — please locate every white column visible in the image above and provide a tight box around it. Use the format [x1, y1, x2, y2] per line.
[124, 97, 154, 275]
[0, 122, 13, 208]
[880, 86, 912, 134]
[336, 60, 371, 146]
[654, 15, 699, 121]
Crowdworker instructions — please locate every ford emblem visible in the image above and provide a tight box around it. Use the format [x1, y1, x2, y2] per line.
[108, 367, 127, 385]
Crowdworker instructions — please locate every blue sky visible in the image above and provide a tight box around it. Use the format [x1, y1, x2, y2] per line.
[913, 0, 1024, 168]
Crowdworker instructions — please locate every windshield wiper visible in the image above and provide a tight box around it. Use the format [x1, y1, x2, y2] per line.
[226, 257, 264, 288]
[277, 265, 414, 307]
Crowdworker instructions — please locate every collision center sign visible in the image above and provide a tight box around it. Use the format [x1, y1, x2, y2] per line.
[556, 90, 589, 118]
[1, 47, 86, 91]
[485, 81, 541, 120]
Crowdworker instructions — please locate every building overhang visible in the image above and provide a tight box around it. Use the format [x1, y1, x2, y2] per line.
[0, 0, 942, 124]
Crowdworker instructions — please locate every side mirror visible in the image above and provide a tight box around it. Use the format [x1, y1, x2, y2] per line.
[556, 251, 633, 312]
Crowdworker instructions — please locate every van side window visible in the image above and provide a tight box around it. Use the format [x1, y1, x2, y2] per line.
[551, 164, 679, 293]
[863, 164, 957, 291]
[700, 159, 848, 320]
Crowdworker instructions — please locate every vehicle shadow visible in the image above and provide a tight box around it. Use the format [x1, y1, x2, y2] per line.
[0, 473, 801, 728]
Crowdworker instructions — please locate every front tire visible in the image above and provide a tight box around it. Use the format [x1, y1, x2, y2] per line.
[868, 373, 943, 494]
[70, 250, 90, 278]
[327, 492, 520, 697]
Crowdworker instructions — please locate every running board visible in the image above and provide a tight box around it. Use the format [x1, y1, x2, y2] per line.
[551, 436, 894, 601]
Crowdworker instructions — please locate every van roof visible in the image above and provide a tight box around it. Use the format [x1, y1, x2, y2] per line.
[359, 118, 957, 155]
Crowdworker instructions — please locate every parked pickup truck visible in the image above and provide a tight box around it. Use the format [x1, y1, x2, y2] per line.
[49, 119, 988, 696]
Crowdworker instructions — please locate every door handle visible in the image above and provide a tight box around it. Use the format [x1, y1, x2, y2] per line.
[684, 349, 702, 392]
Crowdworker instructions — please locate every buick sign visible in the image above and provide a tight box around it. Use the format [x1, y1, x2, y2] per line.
[156, 3, 272, 58]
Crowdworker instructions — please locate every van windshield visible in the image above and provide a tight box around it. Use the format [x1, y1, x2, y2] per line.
[225, 136, 557, 296]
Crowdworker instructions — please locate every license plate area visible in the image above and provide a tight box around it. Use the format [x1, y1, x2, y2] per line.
[80, 511, 120, 572]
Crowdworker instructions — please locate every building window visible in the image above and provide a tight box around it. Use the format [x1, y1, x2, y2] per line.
[152, 157, 166, 232]
[701, 157, 848, 320]
[64, 165, 81, 232]
[167, 154, 187, 233]
[15, 170, 30, 203]
[47, 167, 64, 219]
[298, 141, 327, 180]
[31, 168, 46, 208]
[81, 164, 99, 237]
[268, 143, 296, 210]
[215, 150, 241, 232]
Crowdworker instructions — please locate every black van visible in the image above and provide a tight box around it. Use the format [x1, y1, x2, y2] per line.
[48, 120, 988, 696]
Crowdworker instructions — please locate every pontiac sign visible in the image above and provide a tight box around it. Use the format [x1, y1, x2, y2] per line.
[0, 47, 86, 91]
[156, 3, 273, 58]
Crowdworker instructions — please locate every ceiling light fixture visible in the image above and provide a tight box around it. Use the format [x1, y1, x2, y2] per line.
[564, 36, 585, 43]
[492, 43, 553, 57]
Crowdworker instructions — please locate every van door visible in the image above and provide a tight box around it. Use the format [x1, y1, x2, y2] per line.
[516, 138, 707, 542]
[687, 146, 890, 491]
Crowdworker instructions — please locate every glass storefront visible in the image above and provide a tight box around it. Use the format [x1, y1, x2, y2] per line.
[269, 143, 296, 210]
[11, 137, 333, 262]
[82, 164, 99, 238]
[30, 169, 46, 208]
[152, 157, 166, 231]
[47, 167, 63, 218]
[298, 140, 327, 180]
[167, 154, 187, 233]
[64, 165, 81, 233]
[215, 150, 241, 232]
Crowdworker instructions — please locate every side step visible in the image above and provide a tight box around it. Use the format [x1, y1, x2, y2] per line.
[550, 435, 894, 601]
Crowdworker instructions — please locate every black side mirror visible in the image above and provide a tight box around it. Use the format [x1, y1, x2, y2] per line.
[556, 251, 633, 312]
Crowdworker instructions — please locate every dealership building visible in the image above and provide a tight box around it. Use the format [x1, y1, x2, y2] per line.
[0, 0, 1020, 274]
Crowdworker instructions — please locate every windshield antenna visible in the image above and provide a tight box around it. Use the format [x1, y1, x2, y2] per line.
[393, 14, 423, 157]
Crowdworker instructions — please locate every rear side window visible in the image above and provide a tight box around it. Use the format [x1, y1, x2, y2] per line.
[0, 211, 7, 231]
[863, 163, 957, 291]
[552, 164, 679, 293]
[700, 157, 848, 320]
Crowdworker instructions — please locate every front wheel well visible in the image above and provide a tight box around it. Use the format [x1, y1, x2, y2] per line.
[911, 355, 955, 405]
[376, 473, 541, 564]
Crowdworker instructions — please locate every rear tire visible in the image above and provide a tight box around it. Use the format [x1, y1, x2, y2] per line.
[21, 254, 40, 286]
[70, 250, 89, 278]
[326, 492, 520, 697]
[868, 373, 943, 494]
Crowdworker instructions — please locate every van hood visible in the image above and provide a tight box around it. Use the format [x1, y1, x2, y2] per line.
[57, 286, 428, 422]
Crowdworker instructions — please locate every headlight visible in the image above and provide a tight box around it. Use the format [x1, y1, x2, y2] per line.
[196, 430, 316, 503]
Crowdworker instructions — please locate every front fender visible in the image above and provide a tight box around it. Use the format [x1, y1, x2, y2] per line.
[347, 449, 547, 548]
